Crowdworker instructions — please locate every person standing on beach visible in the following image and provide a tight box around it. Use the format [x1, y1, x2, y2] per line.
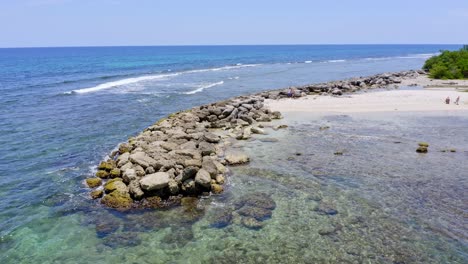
[454, 96, 460, 105]
[287, 88, 293, 97]
[445, 97, 450, 104]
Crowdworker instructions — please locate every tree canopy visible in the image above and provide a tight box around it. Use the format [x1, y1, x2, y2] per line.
[423, 49, 468, 79]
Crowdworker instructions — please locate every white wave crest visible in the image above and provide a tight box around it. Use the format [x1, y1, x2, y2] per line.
[363, 53, 440, 61]
[72, 73, 177, 94]
[327, 59, 346, 63]
[68, 64, 260, 94]
[183, 81, 224, 95]
[304, 61, 313, 64]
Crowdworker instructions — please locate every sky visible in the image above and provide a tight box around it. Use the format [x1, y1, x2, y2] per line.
[0, 0, 467, 47]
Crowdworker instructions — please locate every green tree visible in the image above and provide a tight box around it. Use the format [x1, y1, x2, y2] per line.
[423, 48, 468, 79]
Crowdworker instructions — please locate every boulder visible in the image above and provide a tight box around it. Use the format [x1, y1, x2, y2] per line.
[215, 174, 225, 184]
[101, 191, 133, 209]
[179, 141, 197, 150]
[202, 158, 218, 178]
[181, 179, 198, 194]
[211, 183, 224, 194]
[116, 152, 130, 167]
[122, 168, 138, 183]
[161, 142, 178, 151]
[195, 169, 211, 188]
[184, 159, 202, 168]
[90, 189, 103, 199]
[109, 168, 121, 178]
[139, 172, 170, 191]
[128, 180, 144, 200]
[331, 88, 343, 95]
[120, 162, 133, 172]
[225, 151, 250, 165]
[98, 161, 114, 171]
[271, 111, 282, 119]
[251, 126, 266, 135]
[198, 141, 216, 156]
[204, 132, 221, 143]
[212, 160, 226, 174]
[104, 178, 128, 194]
[96, 170, 110, 179]
[168, 179, 180, 195]
[118, 143, 131, 154]
[129, 152, 157, 169]
[181, 167, 198, 181]
[86, 178, 102, 188]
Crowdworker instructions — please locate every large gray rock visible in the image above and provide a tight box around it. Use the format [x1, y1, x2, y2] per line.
[195, 169, 211, 188]
[129, 180, 144, 200]
[204, 132, 221, 143]
[198, 141, 216, 156]
[251, 126, 266, 135]
[160, 142, 178, 151]
[225, 151, 250, 165]
[123, 168, 138, 183]
[117, 152, 130, 167]
[139, 172, 170, 191]
[130, 152, 157, 169]
[202, 158, 218, 178]
[176, 149, 201, 160]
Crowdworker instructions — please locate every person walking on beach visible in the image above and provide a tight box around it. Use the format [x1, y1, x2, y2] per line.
[287, 88, 293, 97]
[445, 97, 450, 104]
[454, 96, 460, 105]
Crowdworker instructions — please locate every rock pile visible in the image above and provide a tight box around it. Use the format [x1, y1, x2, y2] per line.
[86, 95, 282, 209]
[257, 70, 424, 100]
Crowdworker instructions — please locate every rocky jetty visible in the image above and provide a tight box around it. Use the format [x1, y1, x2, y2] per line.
[85, 70, 424, 209]
[86, 95, 282, 209]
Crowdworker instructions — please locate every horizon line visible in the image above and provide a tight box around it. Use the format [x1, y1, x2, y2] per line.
[0, 43, 463, 49]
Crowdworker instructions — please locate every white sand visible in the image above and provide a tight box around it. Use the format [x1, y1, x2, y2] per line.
[267, 76, 468, 114]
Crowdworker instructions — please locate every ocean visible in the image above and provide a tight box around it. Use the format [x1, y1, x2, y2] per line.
[0, 45, 466, 263]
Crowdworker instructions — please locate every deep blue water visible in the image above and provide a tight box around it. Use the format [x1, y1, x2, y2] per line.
[0, 45, 465, 263]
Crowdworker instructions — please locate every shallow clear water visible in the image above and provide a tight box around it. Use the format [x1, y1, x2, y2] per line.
[1, 45, 466, 263]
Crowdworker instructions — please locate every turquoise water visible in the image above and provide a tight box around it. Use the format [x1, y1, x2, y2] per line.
[0, 45, 466, 263]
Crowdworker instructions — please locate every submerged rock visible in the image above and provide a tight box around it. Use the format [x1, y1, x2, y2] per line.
[315, 201, 338, 215]
[209, 208, 234, 228]
[100, 191, 133, 209]
[161, 227, 194, 247]
[241, 217, 265, 230]
[102, 232, 142, 248]
[416, 146, 428, 153]
[225, 151, 250, 165]
[235, 193, 276, 210]
[237, 206, 273, 221]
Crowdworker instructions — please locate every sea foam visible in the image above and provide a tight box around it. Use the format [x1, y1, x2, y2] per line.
[182, 81, 225, 95]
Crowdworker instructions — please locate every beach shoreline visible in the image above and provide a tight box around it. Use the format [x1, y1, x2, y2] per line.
[86, 69, 452, 209]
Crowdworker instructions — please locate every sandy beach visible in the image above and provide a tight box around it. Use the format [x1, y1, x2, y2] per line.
[267, 76, 468, 113]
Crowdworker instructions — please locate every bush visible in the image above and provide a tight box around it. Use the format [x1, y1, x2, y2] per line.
[423, 49, 468, 79]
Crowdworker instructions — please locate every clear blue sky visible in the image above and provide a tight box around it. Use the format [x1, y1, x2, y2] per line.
[1, 0, 467, 47]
